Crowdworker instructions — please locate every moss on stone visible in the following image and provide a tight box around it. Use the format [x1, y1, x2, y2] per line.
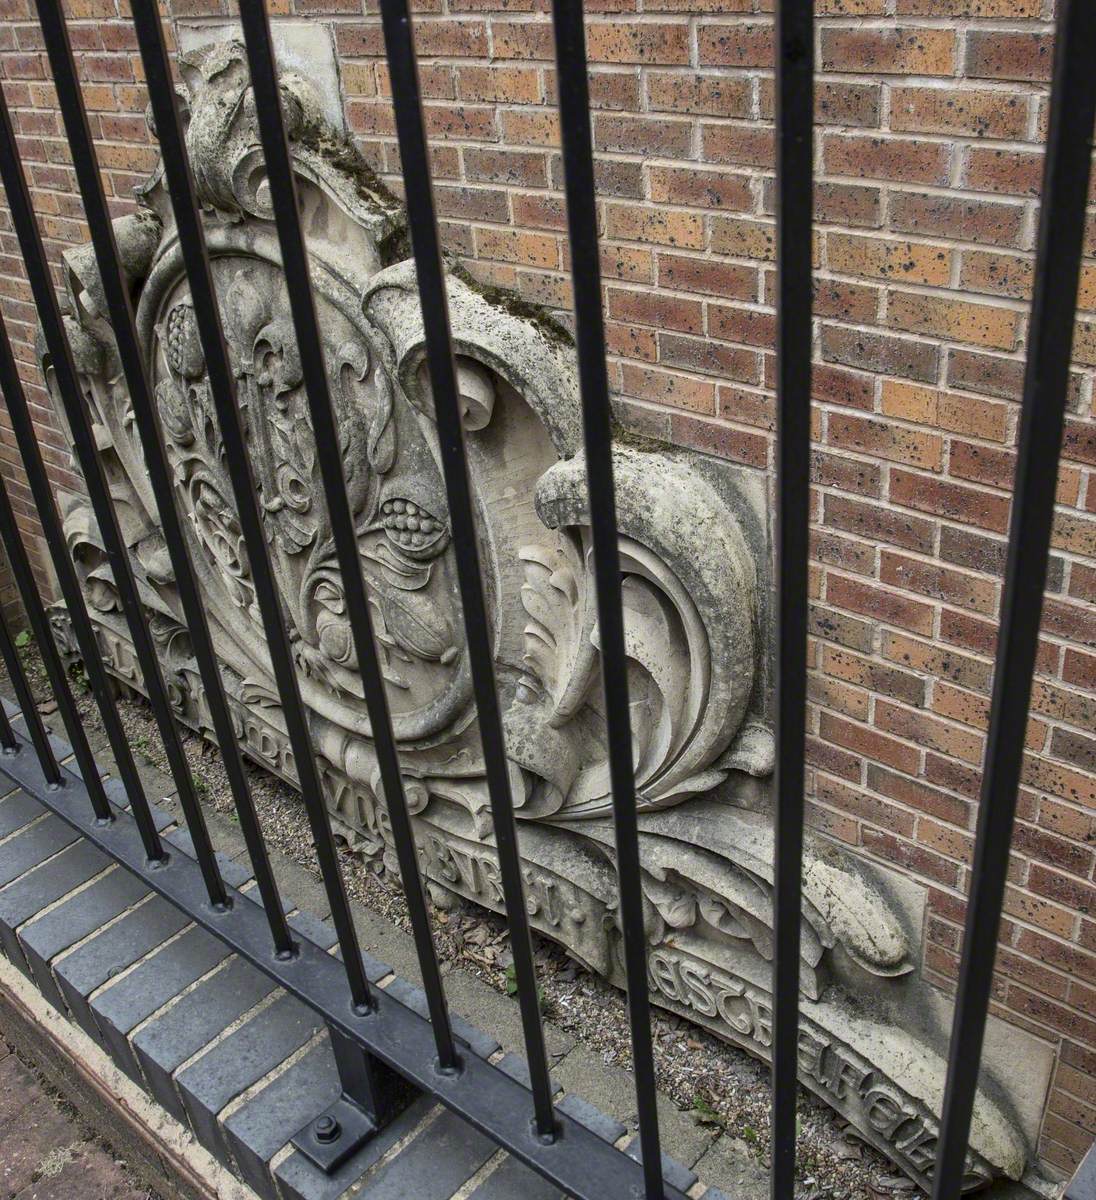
[447, 258, 574, 349]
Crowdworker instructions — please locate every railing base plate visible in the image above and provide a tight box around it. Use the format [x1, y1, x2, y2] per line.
[289, 1096, 379, 1174]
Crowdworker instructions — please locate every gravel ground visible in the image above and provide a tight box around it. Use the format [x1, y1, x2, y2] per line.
[3, 637, 914, 1200]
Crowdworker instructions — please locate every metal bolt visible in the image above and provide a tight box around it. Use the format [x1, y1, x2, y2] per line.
[314, 1115, 341, 1144]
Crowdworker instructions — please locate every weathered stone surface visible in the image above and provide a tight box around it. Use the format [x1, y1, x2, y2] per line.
[45, 35, 1029, 1192]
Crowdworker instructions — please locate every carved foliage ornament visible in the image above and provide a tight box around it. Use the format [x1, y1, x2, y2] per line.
[47, 40, 1027, 1191]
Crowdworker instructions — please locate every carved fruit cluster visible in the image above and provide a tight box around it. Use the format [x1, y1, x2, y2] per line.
[164, 303, 204, 379]
[380, 497, 444, 552]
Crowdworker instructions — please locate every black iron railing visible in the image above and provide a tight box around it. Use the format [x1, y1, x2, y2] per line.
[0, 0, 1093, 1197]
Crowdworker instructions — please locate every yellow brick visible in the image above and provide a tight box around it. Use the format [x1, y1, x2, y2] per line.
[828, 233, 951, 285]
[888, 290, 1019, 350]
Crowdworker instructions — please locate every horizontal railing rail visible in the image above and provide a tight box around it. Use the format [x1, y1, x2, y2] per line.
[0, 0, 1091, 1196]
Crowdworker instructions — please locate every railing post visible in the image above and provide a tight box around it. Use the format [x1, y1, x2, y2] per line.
[290, 1026, 405, 1173]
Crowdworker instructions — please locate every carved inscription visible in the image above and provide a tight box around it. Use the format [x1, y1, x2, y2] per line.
[646, 947, 995, 1191]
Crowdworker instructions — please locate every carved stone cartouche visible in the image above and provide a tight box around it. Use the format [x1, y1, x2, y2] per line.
[45, 38, 1028, 1192]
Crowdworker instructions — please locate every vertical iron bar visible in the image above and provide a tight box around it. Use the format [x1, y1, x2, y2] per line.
[0, 284, 148, 840]
[233, 0, 458, 1065]
[98, 8, 373, 1009]
[0, 683, 14, 751]
[0, 551, 60, 779]
[0, 470, 96, 794]
[549, 1, 664, 1192]
[38, 0, 295, 952]
[931, 1, 1096, 1196]
[374, 0, 556, 1134]
[770, 1, 813, 1197]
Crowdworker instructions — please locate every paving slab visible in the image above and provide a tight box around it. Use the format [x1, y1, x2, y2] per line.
[0, 790, 44, 839]
[0, 815, 79, 890]
[692, 1134, 770, 1200]
[275, 1094, 439, 1200]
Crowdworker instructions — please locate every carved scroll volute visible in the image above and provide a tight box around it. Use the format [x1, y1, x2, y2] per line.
[510, 448, 759, 819]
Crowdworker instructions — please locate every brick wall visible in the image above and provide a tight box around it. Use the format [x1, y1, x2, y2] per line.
[0, 0, 1094, 1179]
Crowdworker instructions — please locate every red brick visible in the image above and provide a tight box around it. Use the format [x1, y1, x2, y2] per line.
[824, 134, 951, 186]
[876, 699, 984, 764]
[594, 114, 691, 156]
[890, 468, 1010, 533]
[966, 31, 1054, 82]
[821, 27, 956, 75]
[456, 65, 540, 104]
[890, 86, 1028, 140]
[701, 122, 774, 169]
[813, 450, 882, 498]
[659, 333, 758, 383]
[959, 250, 1033, 300]
[696, 23, 773, 68]
[812, 364, 875, 411]
[607, 287, 703, 334]
[605, 204, 705, 249]
[812, 529, 877, 576]
[668, 412, 768, 468]
[964, 147, 1044, 197]
[826, 573, 935, 635]
[881, 551, 997, 615]
[828, 413, 943, 471]
[821, 324, 938, 383]
[809, 603, 875, 654]
[862, 827, 961, 887]
[474, 228, 559, 268]
[586, 22, 689, 65]
[490, 21, 555, 60]
[656, 253, 756, 300]
[813, 182, 882, 228]
[887, 192, 1026, 249]
[946, 348, 1025, 401]
[827, 232, 951, 285]
[821, 711, 921, 775]
[414, 19, 488, 56]
[646, 72, 751, 119]
[707, 305, 775, 349]
[822, 645, 926, 707]
[648, 167, 752, 211]
[814, 772, 916, 836]
[620, 364, 715, 414]
[886, 291, 1020, 351]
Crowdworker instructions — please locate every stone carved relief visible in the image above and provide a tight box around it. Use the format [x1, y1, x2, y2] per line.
[45, 39, 1031, 1192]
